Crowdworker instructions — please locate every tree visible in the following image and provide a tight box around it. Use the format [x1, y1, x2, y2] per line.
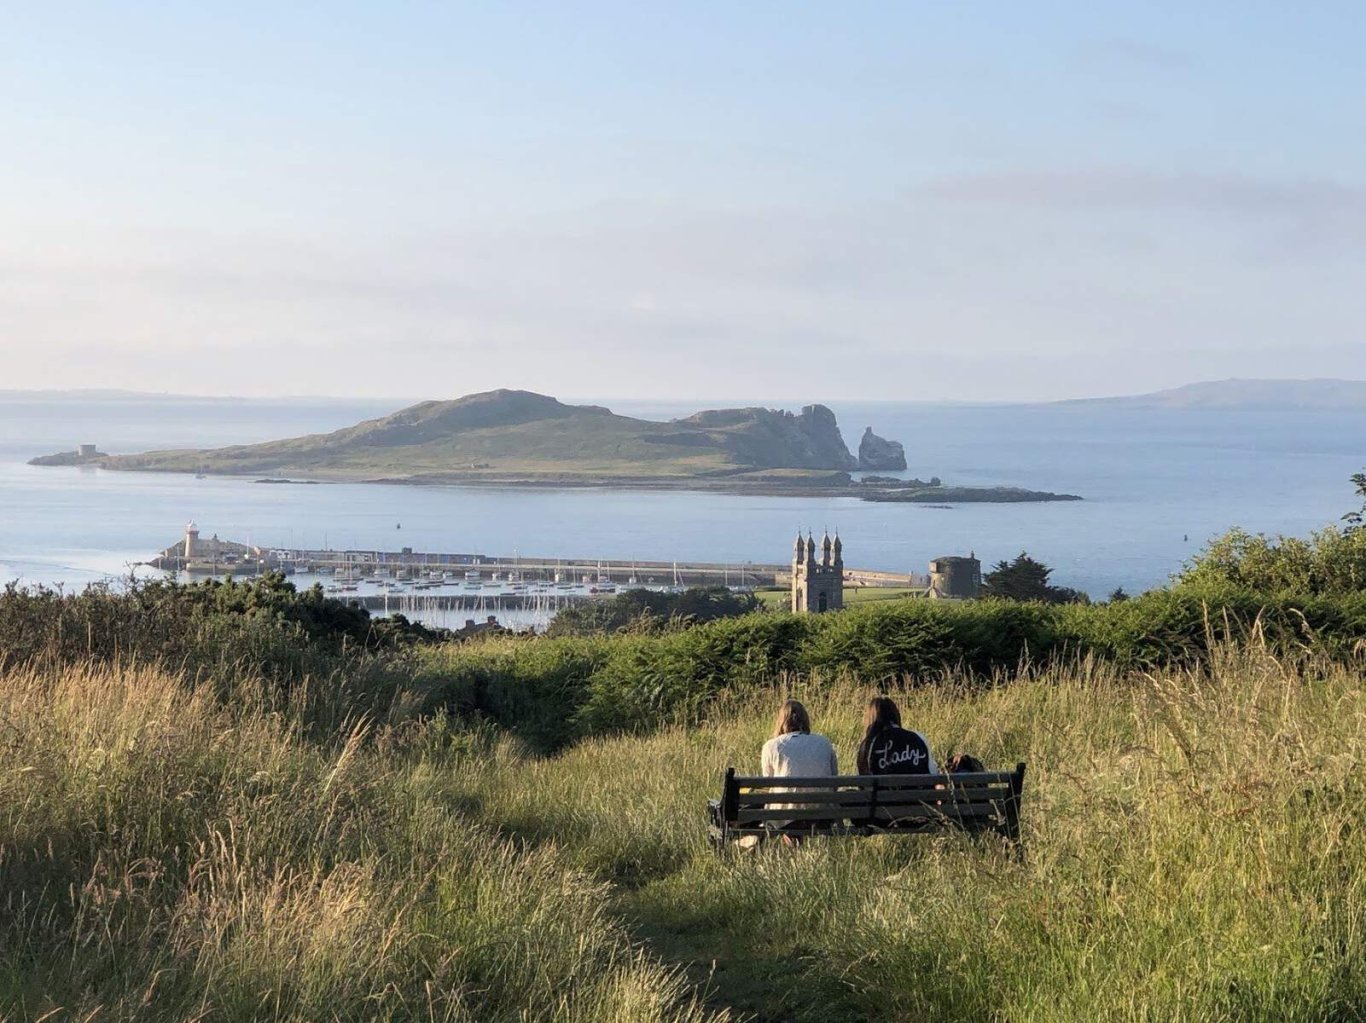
[982, 552, 1088, 604]
[1177, 475, 1366, 597]
[546, 586, 760, 637]
[1342, 470, 1366, 532]
[1108, 586, 1130, 603]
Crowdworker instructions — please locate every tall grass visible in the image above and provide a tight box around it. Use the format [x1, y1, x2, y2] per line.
[431, 645, 1366, 1021]
[6, 579, 1366, 1019]
[0, 663, 724, 1022]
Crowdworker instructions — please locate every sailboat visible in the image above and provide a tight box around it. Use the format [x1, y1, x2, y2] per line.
[665, 561, 684, 594]
[596, 560, 616, 593]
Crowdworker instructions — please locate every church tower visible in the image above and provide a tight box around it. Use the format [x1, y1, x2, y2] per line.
[791, 531, 845, 614]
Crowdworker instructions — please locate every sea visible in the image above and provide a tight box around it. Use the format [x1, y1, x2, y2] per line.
[2, 393, 1363, 626]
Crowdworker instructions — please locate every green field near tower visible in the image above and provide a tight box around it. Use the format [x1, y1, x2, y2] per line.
[755, 585, 920, 609]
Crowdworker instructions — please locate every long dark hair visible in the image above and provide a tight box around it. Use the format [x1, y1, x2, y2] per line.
[861, 695, 901, 742]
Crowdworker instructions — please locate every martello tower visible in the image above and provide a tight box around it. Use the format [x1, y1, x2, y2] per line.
[791, 531, 844, 614]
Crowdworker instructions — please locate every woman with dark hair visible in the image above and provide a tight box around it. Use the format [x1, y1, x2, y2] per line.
[856, 695, 939, 776]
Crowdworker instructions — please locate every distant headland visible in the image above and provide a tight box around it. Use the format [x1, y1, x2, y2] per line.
[28, 389, 1081, 504]
[1053, 377, 1366, 410]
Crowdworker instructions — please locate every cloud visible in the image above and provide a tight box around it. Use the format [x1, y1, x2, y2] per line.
[3, 179, 1366, 401]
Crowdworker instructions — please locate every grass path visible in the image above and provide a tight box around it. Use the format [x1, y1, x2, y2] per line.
[622, 903, 866, 1022]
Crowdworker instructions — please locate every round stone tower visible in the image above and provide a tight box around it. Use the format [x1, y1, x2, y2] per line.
[928, 555, 982, 599]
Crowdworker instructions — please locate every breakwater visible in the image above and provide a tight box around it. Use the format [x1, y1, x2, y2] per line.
[148, 531, 794, 588]
[144, 528, 927, 595]
[325, 591, 590, 612]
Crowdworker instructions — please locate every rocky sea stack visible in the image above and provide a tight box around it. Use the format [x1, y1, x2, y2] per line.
[858, 427, 907, 470]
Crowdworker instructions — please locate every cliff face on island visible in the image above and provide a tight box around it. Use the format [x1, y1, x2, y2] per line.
[73, 390, 871, 481]
[675, 404, 858, 471]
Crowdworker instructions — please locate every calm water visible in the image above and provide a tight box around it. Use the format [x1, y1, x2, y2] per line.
[1, 393, 1363, 600]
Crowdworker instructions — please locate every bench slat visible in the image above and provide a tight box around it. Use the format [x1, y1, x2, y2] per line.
[735, 804, 1005, 823]
[871, 804, 1003, 820]
[736, 791, 876, 807]
[734, 794, 1009, 812]
[734, 808, 878, 822]
[878, 785, 1009, 800]
[733, 772, 1016, 789]
[734, 785, 1010, 806]
[869, 777, 1011, 791]
[723, 817, 1000, 834]
[873, 801, 1008, 815]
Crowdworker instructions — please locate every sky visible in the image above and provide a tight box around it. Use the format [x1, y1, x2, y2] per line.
[1, 1, 1364, 402]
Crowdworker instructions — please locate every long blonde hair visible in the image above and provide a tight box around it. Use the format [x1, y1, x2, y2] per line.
[772, 698, 811, 738]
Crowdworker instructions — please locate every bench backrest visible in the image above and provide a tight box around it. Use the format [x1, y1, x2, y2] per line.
[721, 764, 1026, 832]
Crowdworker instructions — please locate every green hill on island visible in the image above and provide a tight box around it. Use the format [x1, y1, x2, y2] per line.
[61, 389, 873, 485]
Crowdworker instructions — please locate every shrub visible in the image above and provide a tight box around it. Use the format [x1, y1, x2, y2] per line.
[415, 588, 1366, 745]
[546, 586, 761, 637]
[1179, 525, 1366, 596]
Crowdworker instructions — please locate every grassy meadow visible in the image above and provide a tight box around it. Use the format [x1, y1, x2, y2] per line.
[754, 585, 923, 610]
[4, 634, 1365, 1021]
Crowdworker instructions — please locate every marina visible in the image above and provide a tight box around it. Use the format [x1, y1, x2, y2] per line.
[147, 523, 792, 589]
[133, 524, 925, 631]
[145, 524, 921, 593]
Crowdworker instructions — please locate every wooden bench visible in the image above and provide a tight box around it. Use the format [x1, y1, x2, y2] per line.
[707, 763, 1026, 855]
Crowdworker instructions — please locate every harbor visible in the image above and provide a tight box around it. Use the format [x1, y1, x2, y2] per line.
[142, 524, 925, 607]
[147, 523, 792, 588]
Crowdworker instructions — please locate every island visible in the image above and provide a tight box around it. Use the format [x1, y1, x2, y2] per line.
[28, 389, 1080, 503]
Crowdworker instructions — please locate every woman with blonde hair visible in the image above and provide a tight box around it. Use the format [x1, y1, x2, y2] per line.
[761, 698, 838, 779]
[756, 699, 838, 843]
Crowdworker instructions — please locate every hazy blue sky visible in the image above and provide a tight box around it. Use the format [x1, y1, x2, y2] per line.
[2, 2, 1363, 401]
